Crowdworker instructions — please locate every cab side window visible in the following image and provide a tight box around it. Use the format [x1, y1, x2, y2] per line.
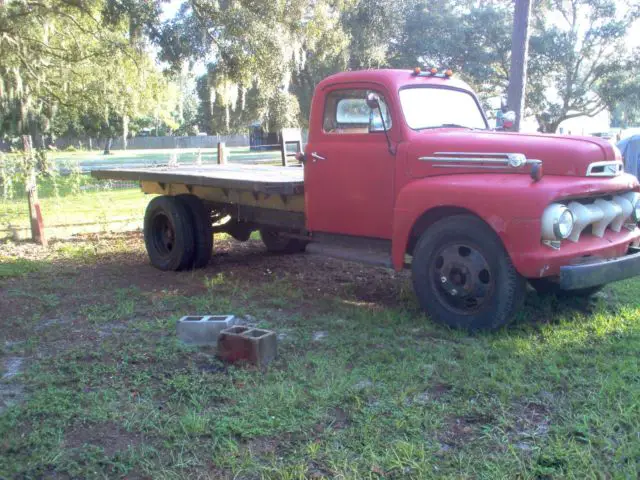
[323, 89, 392, 134]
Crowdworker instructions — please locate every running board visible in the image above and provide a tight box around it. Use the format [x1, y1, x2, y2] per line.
[306, 243, 392, 268]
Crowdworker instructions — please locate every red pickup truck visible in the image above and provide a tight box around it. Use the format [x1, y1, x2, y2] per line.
[94, 68, 640, 330]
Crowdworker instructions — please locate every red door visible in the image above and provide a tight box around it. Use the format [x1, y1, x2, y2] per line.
[304, 86, 397, 239]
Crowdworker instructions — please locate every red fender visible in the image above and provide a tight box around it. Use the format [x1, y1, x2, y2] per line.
[391, 173, 640, 277]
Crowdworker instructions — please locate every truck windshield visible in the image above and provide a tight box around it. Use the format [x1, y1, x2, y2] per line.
[399, 87, 487, 130]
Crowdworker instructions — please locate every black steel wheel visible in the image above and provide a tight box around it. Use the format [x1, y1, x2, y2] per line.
[176, 195, 214, 269]
[529, 278, 604, 298]
[143, 196, 195, 271]
[411, 215, 526, 330]
[259, 228, 307, 253]
[430, 243, 495, 314]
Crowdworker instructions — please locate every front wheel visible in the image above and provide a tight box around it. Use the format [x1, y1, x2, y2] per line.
[411, 215, 526, 330]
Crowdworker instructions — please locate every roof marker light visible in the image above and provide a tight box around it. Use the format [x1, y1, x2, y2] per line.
[445, 69, 453, 77]
[430, 67, 438, 74]
[413, 67, 421, 75]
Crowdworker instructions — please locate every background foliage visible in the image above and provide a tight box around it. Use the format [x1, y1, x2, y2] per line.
[1, 0, 639, 142]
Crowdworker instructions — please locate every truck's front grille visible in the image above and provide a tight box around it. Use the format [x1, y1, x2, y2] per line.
[565, 191, 638, 242]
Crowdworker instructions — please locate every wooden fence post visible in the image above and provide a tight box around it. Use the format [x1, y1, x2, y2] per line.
[22, 135, 47, 246]
[217, 142, 226, 164]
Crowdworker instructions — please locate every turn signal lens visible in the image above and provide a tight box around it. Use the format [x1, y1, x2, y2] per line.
[530, 163, 543, 182]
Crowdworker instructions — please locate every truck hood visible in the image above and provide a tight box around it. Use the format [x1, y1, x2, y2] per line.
[406, 130, 621, 178]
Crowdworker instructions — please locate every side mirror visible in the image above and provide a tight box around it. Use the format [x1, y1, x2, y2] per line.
[504, 111, 516, 122]
[503, 110, 516, 129]
[496, 110, 516, 130]
[366, 92, 380, 110]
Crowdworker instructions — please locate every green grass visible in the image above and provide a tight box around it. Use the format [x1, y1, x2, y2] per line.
[0, 256, 48, 277]
[0, 188, 149, 238]
[0, 233, 639, 478]
[3, 146, 283, 169]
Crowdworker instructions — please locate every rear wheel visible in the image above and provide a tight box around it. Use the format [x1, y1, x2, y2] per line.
[411, 215, 526, 330]
[259, 228, 307, 253]
[529, 278, 604, 297]
[176, 195, 213, 269]
[144, 196, 195, 271]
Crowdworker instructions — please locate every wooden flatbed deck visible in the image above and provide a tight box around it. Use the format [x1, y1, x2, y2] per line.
[91, 164, 305, 196]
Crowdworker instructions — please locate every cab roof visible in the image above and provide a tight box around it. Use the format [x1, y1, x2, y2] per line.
[317, 69, 474, 93]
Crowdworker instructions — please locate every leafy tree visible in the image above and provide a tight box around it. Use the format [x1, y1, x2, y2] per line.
[0, 0, 174, 150]
[599, 55, 640, 128]
[157, 0, 351, 133]
[395, 0, 513, 103]
[527, 0, 640, 132]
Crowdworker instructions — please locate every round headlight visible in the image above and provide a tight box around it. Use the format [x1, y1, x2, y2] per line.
[555, 209, 574, 239]
[542, 203, 575, 241]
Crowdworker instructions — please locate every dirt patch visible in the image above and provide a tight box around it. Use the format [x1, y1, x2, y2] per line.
[440, 412, 495, 447]
[406, 383, 452, 406]
[327, 406, 350, 430]
[0, 231, 417, 359]
[2, 356, 24, 379]
[0, 356, 26, 414]
[510, 401, 551, 439]
[430, 383, 453, 398]
[64, 421, 144, 457]
[243, 436, 280, 456]
[0, 383, 25, 414]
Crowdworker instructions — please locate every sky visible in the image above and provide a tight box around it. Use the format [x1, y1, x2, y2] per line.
[161, 0, 182, 21]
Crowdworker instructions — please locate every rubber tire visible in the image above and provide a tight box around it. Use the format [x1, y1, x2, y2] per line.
[259, 228, 307, 253]
[529, 278, 604, 298]
[176, 195, 213, 269]
[143, 196, 195, 271]
[411, 215, 526, 331]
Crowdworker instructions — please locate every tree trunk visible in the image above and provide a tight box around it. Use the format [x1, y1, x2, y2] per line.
[548, 121, 562, 134]
[123, 115, 129, 151]
[536, 116, 561, 134]
[104, 137, 112, 155]
[28, 116, 44, 149]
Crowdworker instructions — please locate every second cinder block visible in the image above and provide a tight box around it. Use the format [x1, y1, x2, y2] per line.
[176, 315, 236, 346]
[217, 326, 277, 367]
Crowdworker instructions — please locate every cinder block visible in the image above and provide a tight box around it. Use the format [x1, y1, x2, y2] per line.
[217, 326, 277, 367]
[176, 315, 236, 346]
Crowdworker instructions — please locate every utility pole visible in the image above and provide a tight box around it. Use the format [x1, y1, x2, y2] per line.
[507, 0, 532, 132]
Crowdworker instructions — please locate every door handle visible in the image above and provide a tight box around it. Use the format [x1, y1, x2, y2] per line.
[311, 152, 326, 162]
